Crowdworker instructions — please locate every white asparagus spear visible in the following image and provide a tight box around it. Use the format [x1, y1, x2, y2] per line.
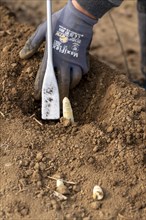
[63, 97, 74, 123]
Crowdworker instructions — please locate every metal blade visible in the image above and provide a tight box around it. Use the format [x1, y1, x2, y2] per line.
[42, 63, 60, 120]
[41, 0, 60, 120]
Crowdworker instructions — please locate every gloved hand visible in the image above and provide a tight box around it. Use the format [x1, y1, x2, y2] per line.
[19, 0, 97, 101]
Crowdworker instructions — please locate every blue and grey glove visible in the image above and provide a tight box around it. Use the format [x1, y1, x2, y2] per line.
[19, 0, 117, 100]
[20, 1, 97, 101]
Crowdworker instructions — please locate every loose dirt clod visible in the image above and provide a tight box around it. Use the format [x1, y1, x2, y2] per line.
[36, 152, 43, 162]
[90, 201, 101, 210]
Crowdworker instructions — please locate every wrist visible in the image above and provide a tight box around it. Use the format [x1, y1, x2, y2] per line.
[72, 0, 96, 19]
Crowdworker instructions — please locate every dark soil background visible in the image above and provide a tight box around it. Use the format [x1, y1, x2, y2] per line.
[0, 1, 146, 220]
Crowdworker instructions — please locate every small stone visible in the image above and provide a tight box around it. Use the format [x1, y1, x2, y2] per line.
[63, 118, 71, 127]
[11, 63, 17, 68]
[88, 157, 94, 164]
[2, 45, 11, 53]
[73, 185, 81, 193]
[90, 201, 101, 210]
[117, 93, 122, 99]
[32, 170, 41, 182]
[6, 30, 11, 35]
[37, 181, 42, 188]
[21, 60, 27, 66]
[92, 138, 97, 145]
[26, 67, 32, 74]
[111, 104, 116, 109]
[28, 72, 33, 78]
[4, 162, 13, 167]
[81, 212, 86, 218]
[36, 152, 43, 162]
[34, 162, 40, 170]
[11, 87, 17, 95]
[19, 160, 29, 167]
[107, 138, 111, 143]
[20, 208, 29, 216]
[11, 72, 16, 77]
[107, 126, 114, 133]
[39, 162, 46, 171]
[93, 146, 99, 153]
[126, 116, 131, 122]
[24, 160, 29, 166]
[29, 161, 35, 168]
[57, 184, 70, 195]
[126, 135, 132, 144]
[25, 169, 32, 177]
[42, 157, 47, 162]
[117, 143, 124, 156]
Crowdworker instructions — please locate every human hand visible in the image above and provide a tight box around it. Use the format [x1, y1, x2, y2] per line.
[19, 0, 96, 101]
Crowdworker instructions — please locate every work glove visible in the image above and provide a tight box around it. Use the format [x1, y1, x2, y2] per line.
[19, 0, 97, 101]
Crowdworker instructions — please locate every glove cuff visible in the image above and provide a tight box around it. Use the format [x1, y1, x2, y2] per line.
[137, 0, 146, 13]
[68, 0, 97, 26]
[75, 0, 123, 19]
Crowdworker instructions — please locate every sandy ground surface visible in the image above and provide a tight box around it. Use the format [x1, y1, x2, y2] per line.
[0, 1, 146, 220]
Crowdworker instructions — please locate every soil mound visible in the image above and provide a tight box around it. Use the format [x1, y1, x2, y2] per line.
[0, 5, 146, 220]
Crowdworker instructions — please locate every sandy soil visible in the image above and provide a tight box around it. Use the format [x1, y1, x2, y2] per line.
[0, 1, 146, 220]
